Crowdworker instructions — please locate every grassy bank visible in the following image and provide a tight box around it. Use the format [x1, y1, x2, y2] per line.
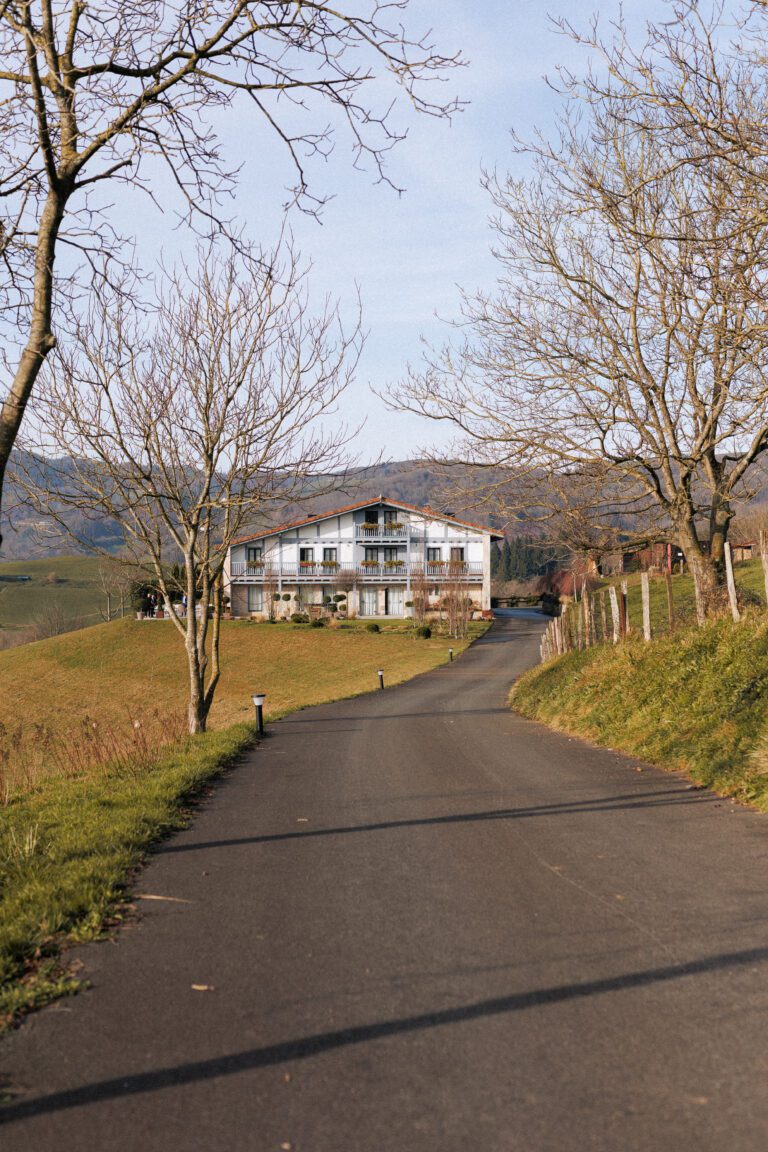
[0, 618, 485, 1027]
[512, 611, 768, 808]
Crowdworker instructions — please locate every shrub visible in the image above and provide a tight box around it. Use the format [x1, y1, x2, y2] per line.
[291, 612, 309, 624]
[333, 594, 346, 603]
[327, 603, 338, 613]
[323, 596, 332, 604]
[310, 619, 325, 628]
[273, 593, 281, 602]
[415, 625, 432, 639]
[365, 622, 380, 633]
[405, 600, 414, 608]
[282, 593, 292, 602]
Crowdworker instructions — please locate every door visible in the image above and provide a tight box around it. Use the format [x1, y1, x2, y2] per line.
[360, 588, 378, 616]
[385, 587, 404, 616]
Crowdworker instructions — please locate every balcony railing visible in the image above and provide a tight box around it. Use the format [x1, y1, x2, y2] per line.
[230, 562, 482, 582]
[355, 523, 409, 539]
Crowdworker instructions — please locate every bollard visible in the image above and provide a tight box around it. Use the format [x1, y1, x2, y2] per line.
[449, 648, 454, 662]
[377, 669, 385, 690]
[251, 692, 266, 737]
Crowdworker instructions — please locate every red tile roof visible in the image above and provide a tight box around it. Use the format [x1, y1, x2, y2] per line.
[232, 497, 502, 544]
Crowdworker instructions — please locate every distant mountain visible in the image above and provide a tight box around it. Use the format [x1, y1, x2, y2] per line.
[0, 453, 499, 560]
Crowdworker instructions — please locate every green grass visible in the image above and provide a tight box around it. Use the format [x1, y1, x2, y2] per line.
[512, 609, 768, 808]
[0, 554, 106, 635]
[0, 617, 487, 1029]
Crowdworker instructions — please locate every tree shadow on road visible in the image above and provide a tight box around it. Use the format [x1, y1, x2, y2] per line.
[154, 788, 717, 856]
[3, 942, 767, 1123]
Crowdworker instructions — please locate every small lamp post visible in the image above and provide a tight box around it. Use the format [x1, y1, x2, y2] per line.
[449, 648, 454, 662]
[252, 692, 266, 737]
[377, 668, 385, 690]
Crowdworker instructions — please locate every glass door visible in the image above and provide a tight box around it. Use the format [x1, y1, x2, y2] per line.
[385, 587, 404, 616]
[360, 588, 378, 616]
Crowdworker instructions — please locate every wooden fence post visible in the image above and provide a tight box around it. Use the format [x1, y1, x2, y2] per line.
[621, 580, 630, 636]
[665, 571, 675, 634]
[724, 542, 741, 623]
[608, 585, 620, 643]
[761, 531, 768, 608]
[600, 590, 608, 643]
[641, 572, 652, 642]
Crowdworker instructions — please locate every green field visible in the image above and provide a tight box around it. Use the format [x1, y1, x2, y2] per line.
[0, 554, 108, 639]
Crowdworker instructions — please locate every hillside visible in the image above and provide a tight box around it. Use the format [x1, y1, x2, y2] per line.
[0, 615, 471, 735]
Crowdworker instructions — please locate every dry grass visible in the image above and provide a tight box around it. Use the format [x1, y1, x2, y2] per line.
[0, 616, 473, 730]
[0, 710, 188, 803]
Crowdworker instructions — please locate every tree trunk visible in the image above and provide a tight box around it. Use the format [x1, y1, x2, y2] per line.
[0, 188, 68, 547]
[686, 552, 720, 625]
[676, 523, 724, 624]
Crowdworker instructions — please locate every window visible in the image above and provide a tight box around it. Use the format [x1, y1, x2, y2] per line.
[450, 547, 465, 562]
[247, 586, 264, 612]
[247, 546, 262, 563]
[383, 547, 400, 562]
[300, 548, 314, 563]
[323, 548, 337, 563]
[364, 547, 379, 562]
[364, 509, 379, 524]
[427, 548, 441, 562]
[383, 510, 397, 523]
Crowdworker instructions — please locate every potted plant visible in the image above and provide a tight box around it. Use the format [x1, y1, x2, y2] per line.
[361, 560, 379, 569]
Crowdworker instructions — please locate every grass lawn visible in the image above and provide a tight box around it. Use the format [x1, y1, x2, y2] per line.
[0, 616, 479, 732]
[0, 616, 486, 1028]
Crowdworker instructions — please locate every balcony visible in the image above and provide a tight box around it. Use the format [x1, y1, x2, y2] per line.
[355, 523, 409, 539]
[230, 562, 483, 583]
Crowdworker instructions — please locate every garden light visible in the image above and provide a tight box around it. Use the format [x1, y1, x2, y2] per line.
[252, 692, 266, 737]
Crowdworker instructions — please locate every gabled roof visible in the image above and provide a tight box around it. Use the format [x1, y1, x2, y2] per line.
[233, 496, 502, 545]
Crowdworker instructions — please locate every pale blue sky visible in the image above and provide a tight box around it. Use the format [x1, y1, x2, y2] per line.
[120, 1, 676, 463]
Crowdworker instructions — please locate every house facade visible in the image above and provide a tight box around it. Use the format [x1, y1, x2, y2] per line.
[224, 497, 501, 619]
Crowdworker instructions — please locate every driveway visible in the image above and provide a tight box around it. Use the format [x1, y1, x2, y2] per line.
[2, 611, 768, 1150]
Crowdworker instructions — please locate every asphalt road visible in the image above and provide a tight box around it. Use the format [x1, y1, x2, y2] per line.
[3, 611, 768, 1151]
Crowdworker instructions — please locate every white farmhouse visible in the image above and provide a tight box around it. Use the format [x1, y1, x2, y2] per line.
[224, 496, 501, 619]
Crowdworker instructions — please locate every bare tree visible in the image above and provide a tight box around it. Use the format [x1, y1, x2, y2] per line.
[395, 3, 768, 623]
[410, 564, 431, 627]
[18, 242, 360, 732]
[0, 1, 461, 546]
[440, 562, 472, 638]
